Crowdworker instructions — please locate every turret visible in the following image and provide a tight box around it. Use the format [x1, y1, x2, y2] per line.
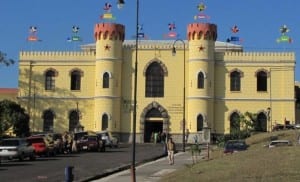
[187, 23, 217, 134]
[187, 23, 217, 60]
[94, 23, 125, 132]
[94, 23, 125, 59]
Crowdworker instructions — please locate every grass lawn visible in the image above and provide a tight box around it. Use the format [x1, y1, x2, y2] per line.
[161, 130, 300, 182]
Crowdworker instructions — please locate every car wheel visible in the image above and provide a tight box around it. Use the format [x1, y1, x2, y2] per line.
[29, 153, 36, 161]
[19, 153, 25, 161]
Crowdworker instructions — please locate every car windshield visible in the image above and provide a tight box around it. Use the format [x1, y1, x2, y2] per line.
[52, 134, 62, 140]
[27, 138, 44, 143]
[88, 137, 97, 141]
[1, 140, 20, 146]
[226, 141, 246, 148]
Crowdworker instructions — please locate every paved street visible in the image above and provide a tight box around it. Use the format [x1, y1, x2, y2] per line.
[0, 143, 167, 182]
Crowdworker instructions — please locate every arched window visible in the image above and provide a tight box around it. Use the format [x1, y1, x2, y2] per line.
[145, 62, 164, 97]
[69, 110, 79, 132]
[45, 70, 56, 90]
[230, 112, 240, 133]
[197, 114, 204, 131]
[103, 72, 110, 88]
[255, 112, 267, 132]
[197, 72, 205, 89]
[70, 70, 81, 90]
[43, 110, 54, 132]
[257, 71, 267, 91]
[230, 71, 241, 91]
[101, 114, 109, 131]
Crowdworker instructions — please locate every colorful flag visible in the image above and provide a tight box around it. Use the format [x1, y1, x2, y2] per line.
[67, 26, 82, 42]
[277, 25, 292, 43]
[194, 2, 210, 20]
[163, 23, 178, 39]
[226, 25, 243, 43]
[27, 26, 41, 42]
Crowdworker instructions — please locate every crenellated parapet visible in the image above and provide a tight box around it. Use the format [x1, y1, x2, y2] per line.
[19, 51, 95, 61]
[187, 23, 217, 41]
[123, 40, 188, 50]
[215, 52, 295, 62]
[94, 23, 125, 42]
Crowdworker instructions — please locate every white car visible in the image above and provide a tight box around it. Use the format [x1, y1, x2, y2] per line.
[295, 123, 300, 129]
[268, 140, 292, 148]
[96, 131, 119, 148]
[0, 138, 36, 161]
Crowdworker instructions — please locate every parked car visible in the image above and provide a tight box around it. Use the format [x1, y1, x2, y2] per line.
[285, 124, 295, 130]
[0, 138, 36, 161]
[224, 140, 248, 154]
[77, 135, 105, 152]
[295, 123, 300, 129]
[27, 136, 55, 157]
[272, 124, 285, 131]
[268, 140, 292, 148]
[41, 133, 64, 154]
[96, 131, 119, 148]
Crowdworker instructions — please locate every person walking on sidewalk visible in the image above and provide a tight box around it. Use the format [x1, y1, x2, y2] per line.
[167, 137, 176, 165]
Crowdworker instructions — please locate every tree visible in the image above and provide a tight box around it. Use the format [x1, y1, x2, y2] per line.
[0, 51, 14, 66]
[229, 111, 257, 140]
[0, 100, 30, 137]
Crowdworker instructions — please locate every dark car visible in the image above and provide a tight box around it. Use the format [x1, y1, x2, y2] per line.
[272, 124, 285, 131]
[224, 140, 248, 154]
[77, 135, 105, 152]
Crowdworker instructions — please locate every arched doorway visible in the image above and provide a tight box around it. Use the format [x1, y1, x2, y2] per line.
[42, 109, 55, 132]
[256, 112, 267, 132]
[140, 102, 169, 143]
[69, 110, 80, 132]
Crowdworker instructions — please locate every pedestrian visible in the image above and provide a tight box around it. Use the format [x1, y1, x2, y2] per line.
[71, 133, 78, 153]
[161, 132, 166, 144]
[167, 137, 176, 165]
[154, 132, 158, 144]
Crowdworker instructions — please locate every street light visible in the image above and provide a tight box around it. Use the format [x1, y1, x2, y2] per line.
[172, 39, 186, 152]
[28, 61, 35, 132]
[131, 0, 139, 182]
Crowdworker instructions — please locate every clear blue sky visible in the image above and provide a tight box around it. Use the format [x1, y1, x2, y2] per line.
[0, 0, 299, 88]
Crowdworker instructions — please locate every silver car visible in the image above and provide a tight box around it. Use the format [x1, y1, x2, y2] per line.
[96, 131, 119, 148]
[0, 138, 36, 161]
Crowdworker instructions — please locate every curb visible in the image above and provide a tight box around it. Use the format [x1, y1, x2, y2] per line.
[81, 153, 167, 182]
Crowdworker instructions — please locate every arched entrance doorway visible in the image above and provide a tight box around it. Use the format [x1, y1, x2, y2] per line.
[144, 119, 163, 142]
[140, 101, 169, 143]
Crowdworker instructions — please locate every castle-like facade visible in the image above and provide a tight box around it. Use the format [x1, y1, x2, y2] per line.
[18, 22, 296, 143]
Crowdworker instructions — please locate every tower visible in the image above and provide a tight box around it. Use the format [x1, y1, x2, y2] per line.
[187, 23, 217, 132]
[94, 23, 125, 132]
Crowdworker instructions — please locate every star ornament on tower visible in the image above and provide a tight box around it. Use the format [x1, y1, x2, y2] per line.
[104, 44, 111, 51]
[198, 45, 205, 51]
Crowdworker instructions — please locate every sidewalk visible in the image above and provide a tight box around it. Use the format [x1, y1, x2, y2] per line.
[92, 150, 206, 182]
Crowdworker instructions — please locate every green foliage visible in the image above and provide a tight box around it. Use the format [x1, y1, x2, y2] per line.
[0, 51, 14, 66]
[217, 111, 258, 145]
[0, 100, 30, 137]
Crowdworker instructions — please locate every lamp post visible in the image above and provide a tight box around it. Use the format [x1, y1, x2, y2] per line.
[27, 61, 35, 132]
[172, 39, 186, 152]
[131, 0, 139, 182]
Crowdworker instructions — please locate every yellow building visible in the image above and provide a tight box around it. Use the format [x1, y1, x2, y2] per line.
[18, 22, 296, 143]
